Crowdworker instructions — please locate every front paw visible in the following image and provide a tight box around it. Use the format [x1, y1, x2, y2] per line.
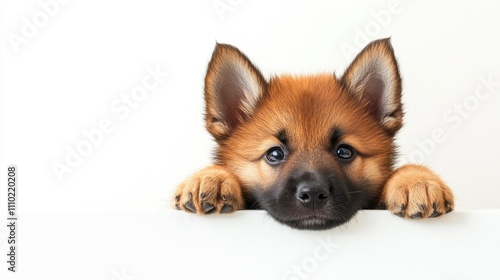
[381, 164, 454, 218]
[173, 165, 244, 214]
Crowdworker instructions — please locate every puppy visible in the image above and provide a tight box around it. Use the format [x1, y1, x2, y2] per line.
[173, 38, 454, 230]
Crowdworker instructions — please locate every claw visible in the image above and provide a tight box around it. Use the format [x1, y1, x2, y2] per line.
[202, 202, 215, 213]
[430, 210, 441, 218]
[429, 203, 441, 218]
[445, 202, 453, 213]
[184, 201, 196, 212]
[410, 212, 423, 219]
[220, 204, 233, 213]
[394, 204, 406, 217]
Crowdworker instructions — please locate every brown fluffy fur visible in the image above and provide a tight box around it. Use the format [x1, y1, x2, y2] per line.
[174, 38, 454, 230]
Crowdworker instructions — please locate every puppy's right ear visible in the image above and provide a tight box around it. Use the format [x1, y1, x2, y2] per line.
[204, 43, 267, 141]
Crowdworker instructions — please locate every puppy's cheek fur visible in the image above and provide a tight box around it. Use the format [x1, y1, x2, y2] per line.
[227, 160, 277, 191]
[352, 157, 390, 189]
[337, 157, 390, 210]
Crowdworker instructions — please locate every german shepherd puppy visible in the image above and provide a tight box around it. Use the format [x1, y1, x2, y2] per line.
[174, 38, 454, 230]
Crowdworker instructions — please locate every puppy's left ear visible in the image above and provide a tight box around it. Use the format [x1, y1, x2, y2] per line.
[341, 38, 403, 136]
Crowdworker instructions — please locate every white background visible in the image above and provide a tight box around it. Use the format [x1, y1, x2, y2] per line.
[2, 0, 499, 212]
[1, 0, 500, 211]
[1, 1, 500, 279]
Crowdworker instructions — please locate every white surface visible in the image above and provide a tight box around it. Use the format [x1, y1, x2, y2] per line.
[1, 210, 499, 280]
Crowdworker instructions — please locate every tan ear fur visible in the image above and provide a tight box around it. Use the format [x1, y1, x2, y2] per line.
[204, 43, 267, 141]
[341, 38, 403, 135]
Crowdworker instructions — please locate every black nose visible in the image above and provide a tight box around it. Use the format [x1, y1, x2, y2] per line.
[296, 183, 329, 207]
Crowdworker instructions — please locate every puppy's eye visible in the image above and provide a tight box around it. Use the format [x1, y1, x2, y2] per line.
[265, 147, 286, 165]
[336, 145, 355, 160]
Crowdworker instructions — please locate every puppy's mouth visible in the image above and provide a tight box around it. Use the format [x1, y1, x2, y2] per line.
[272, 213, 353, 230]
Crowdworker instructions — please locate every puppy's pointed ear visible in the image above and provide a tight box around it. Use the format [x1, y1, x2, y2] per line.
[341, 38, 403, 135]
[204, 43, 267, 141]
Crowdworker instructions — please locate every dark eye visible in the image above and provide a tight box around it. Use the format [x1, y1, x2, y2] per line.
[336, 145, 355, 160]
[265, 147, 286, 165]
